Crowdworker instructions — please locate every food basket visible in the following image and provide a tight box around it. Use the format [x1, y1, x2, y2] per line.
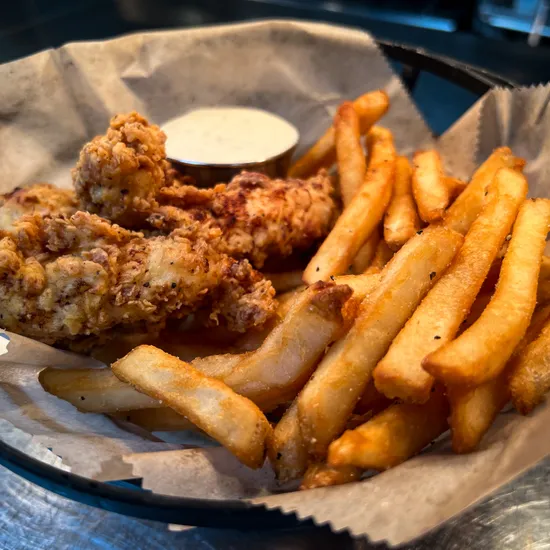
[0, 36, 517, 532]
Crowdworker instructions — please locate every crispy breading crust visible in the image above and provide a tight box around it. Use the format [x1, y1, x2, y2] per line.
[0, 212, 276, 346]
[72, 112, 170, 227]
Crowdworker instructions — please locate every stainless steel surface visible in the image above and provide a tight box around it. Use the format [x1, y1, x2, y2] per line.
[168, 145, 296, 188]
[2, 458, 550, 549]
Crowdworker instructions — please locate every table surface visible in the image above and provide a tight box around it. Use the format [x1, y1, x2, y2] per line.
[2, 456, 550, 550]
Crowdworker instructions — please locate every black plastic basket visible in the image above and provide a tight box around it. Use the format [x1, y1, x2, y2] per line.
[0, 40, 515, 530]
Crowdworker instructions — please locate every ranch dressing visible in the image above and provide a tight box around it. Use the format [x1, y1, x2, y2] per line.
[163, 107, 299, 165]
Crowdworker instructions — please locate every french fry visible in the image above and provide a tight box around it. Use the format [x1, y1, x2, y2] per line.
[335, 102, 367, 207]
[537, 255, 550, 304]
[267, 401, 308, 482]
[351, 229, 379, 274]
[445, 176, 467, 200]
[297, 225, 463, 458]
[509, 313, 550, 415]
[363, 239, 393, 274]
[303, 126, 395, 283]
[288, 91, 389, 179]
[412, 150, 450, 223]
[424, 198, 550, 386]
[373, 168, 527, 403]
[39, 353, 247, 413]
[334, 272, 382, 302]
[300, 463, 361, 490]
[112, 346, 271, 468]
[39, 367, 161, 413]
[354, 380, 392, 415]
[444, 147, 526, 235]
[447, 377, 509, 453]
[328, 387, 449, 470]
[383, 156, 420, 250]
[112, 407, 197, 432]
[450, 304, 550, 451]
[264, 270, 304, 293]
[222, 281, 352, 410]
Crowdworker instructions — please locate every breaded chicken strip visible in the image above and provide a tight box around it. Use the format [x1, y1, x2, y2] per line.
[149, 170, 336, 267]
[0, 212, 276, 346]
[72, 112, 336, 267]
[0, 183, 77, 231]
[72, 112, 169, 227]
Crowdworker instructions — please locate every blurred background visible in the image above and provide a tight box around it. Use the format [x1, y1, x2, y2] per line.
[3, 0, 550, 134]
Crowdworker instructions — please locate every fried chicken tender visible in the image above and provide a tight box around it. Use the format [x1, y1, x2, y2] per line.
[72, 112, 169, 227]
[0, 212, 276, 346]
[150, 170, 336, 267]
[0, 183, 77, 231]
[72, 112, 336, 268]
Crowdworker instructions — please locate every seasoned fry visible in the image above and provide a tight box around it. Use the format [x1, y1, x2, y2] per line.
[288, 91, 389, 179]
[300, 463, 361, 490]
[451, 304, 550, 451]
[424, 198, 550, 386]
[373, 168, 527, 403]
[112, 345, 271, 468]
[354, 380, 392, 415]
[445, 176, 467, 200]
[267, 401, 308, 481]
[444, 147, 526, 235]
[448, 378, 509, 453]
[223, 281, 351, 410]
[39, 367, 161, 413]
[264, 270, 304, 293]
[303, 126, 395, 283]
[112, 407, 197, 432]
[509, 314, 550, 415]
[328, 388, 449, 470]
[335, 102, 367, 207]
[335, 272, 382, 302]
[352, 229, 380, 274]
[297, 225, 463, 458]
[40, 353, 247, 413]
[537, 255, 550, 304]
[364, 239, 393, 274]
[383, 156, 420, 250]
[412, 150, 450, 223]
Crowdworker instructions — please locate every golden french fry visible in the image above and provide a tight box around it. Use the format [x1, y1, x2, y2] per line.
[412, 150, 450, 223]
[537, 256, 550, 304]
[458, 292, 493, 333]
[112, 407, 197, 432]
[40, 353, 247, 413]
[444, 147, 526, 235]
[297, 225, 463, 458]
[328, 387, 449, 470]
[112, 346, 271, 468]
[300, 463, 361, 490]
[509, 313, 550, 415]
[222, 281, 352, 410]
[288, 91, 389, 179]
[335, 102, 367, 207]
[451, 303, 550, 451]
[303, 126, 395, 283]
[39, 367, 161, 413]
[363, 239, 393, 274]
[351, 228, 380, 274]
[267, 401, 308, 482]
[334, 272, 381, 301]
[354, 380, 392, 415]
[373, 168, 527, 403]
[447, 378, 509, 453]
[383, 156, 420, 250]
[445, 176, 467, 200]
[264, 270, 304, 293]
[424, 198, 550, 386]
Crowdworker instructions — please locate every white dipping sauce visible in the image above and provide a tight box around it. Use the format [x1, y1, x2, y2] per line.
[162, 107, 299, 165]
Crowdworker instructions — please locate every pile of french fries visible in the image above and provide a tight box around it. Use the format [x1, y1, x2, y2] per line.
[40, 91, 550, 491]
